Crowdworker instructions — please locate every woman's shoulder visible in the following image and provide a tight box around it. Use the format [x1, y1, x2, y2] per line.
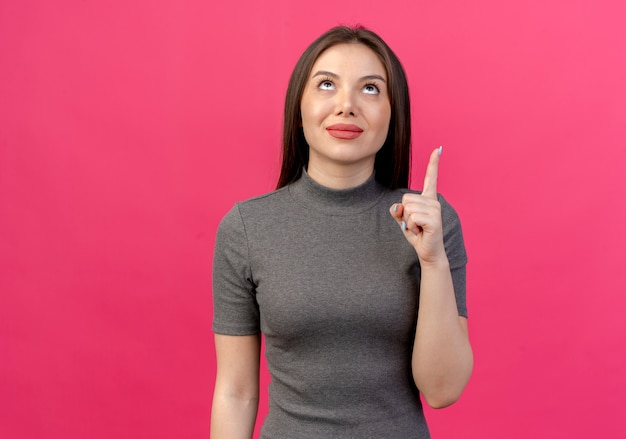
[235, 185, 292, 213]
[217, 186, 291, 230]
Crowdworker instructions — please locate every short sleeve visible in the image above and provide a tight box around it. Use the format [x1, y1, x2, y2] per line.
[212, 204, 260, 335]
[439, 194, 469, 318]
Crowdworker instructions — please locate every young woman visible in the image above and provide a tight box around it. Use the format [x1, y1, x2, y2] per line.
[211, 26, 473, 439]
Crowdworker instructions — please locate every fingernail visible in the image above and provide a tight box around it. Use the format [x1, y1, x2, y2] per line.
[438, 145, 443, 156]
[393, 204, 398, 213]
[401, 221, 406, 231]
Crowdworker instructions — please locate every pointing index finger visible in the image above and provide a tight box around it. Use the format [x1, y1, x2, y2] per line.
[422, 146, 442, 199]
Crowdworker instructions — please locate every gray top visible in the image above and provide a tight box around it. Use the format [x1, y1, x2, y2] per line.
[212, 171, 467, 438]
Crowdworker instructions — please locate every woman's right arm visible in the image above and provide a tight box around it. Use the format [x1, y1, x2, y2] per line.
[210, 333, 261, 439]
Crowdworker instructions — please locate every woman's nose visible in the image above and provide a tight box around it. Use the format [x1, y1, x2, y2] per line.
[335, 89, 357, 116]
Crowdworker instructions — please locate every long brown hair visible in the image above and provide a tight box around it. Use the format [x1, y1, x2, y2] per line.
[276, 25, 411, 190]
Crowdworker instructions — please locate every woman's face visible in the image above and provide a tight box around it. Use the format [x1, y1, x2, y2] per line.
[300, 43, 391, 174]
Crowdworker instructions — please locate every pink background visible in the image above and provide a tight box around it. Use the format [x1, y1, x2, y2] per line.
[2, 0, 625, 437]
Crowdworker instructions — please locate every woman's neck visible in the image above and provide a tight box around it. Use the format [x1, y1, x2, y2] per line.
[306, 160, 375, 190]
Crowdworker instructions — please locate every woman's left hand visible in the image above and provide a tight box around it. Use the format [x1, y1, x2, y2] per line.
[390, 147, 448, 266]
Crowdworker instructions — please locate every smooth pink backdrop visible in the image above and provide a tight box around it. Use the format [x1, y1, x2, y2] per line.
[1, 1, 625, 438]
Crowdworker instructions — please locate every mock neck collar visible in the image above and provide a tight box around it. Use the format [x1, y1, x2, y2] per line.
[288, 169, 387, 215]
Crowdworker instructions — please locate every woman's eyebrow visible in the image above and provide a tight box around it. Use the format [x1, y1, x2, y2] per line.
[311, 70, 387, 83]
[311, 70, 339, 79]
[361, 74, 386, 83]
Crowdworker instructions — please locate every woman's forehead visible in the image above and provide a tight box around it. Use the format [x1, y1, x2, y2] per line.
[310, 43, 387, 79]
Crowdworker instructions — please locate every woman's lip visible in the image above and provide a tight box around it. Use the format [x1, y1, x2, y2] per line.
[326, 124, 363, 132]
[326, 124, 363, 140]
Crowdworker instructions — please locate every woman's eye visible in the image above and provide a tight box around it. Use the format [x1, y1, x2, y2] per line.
[319, 81, 335, 90]
[363, 84, 380, 95]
